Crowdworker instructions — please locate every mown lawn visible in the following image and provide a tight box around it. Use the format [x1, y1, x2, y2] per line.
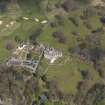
[40, 55, 100, 94]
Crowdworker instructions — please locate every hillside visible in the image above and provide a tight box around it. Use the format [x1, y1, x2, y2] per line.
[0, 0, 105, 105]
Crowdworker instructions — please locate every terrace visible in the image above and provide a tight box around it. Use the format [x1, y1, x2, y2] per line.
[44, 47, 63, 63]
[7, 58, 39, 72]
[7, 43, 63, 73]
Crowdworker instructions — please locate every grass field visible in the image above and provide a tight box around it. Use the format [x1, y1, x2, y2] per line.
[40, 54, 101, 94]
[36, 7, 104, 94]
[0, 0, 46, 61]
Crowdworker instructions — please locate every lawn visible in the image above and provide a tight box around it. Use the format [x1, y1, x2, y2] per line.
[37, 8, 102, 94]
[40, 55, 100, 94]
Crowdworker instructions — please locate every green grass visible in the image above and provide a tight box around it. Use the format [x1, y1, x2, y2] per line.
[0, 0, 46, 61]
[88, 15, 102, 30]
[0, 0, 104, 96]
[40, 55, 100, 94]
[18, 0, 46, 19]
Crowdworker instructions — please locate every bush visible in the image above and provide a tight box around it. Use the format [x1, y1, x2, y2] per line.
[5, 40, 16, 50]
[29, 28, 42, 43]
[52, 31, 66, 44]
[0, 1, 8, 13]
[62, 0, 78, 12]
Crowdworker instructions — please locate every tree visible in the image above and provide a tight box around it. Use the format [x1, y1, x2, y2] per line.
[0, 1, 8, 13]
[14, 35, 22, 43]
[5, 40, 16, 50]
[80, 69, 92, 80]
[62, 0, 78, 12]
[83, 83, 105, 105]
[75, 80, 91, 105]
[52, 31, 66, 44]
[69, 17, 79, 26]
[76, 0, 90, 4]
[100, 17, 105, 24]
[10, 0, 18, 4]
[89, 47, 105, 70]
[29, 27, 42, 44]
[46, 80, 62, 101]
[55, 14, 65, 26]
[26, 52, 32, 60]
